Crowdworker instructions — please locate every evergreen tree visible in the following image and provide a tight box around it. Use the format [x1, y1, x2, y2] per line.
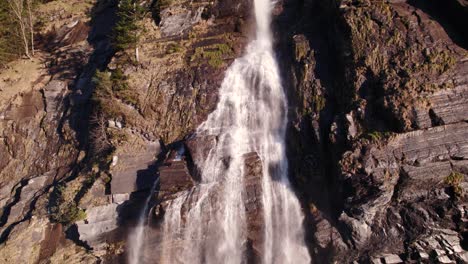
[113, 0, 145, 61]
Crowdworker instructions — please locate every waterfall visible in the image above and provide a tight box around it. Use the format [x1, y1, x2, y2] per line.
[127, 179, 159, 264]
[159, 0, 311, 263]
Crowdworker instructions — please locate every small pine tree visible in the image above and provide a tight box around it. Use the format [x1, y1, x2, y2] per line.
[113, 0, 145, 61]
[92, 70, 113, 99]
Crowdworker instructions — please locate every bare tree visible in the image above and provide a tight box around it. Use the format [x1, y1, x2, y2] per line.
[7, 0, 34, 58]
[89, 112, 111, 155]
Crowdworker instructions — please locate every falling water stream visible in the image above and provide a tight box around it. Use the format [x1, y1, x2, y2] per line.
[129, 0, 311, 263]
[127, 179, 159, 264]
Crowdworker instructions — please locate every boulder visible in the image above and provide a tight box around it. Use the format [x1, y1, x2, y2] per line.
[110, 141, 160, 194]
[339, 213, 372, 247]
[76, 204, 119, 250]
[158, 156, 194, 199]
[160, 6, 204, 37]
[383, 254, 403, 264]
[314, 216, 346, 251]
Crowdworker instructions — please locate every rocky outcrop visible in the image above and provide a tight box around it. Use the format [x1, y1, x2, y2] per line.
[270, 0, 468, 262]
[314, 1, 466, 263]
[0, 0, 112, 262]
[338, 122, 468, 257]
[414, 74, 468, 128]
[76, 203, 120, 252]
[158, 148, 194, 200]
[159, 5, 204, 37]
[110, 140, 160, 194]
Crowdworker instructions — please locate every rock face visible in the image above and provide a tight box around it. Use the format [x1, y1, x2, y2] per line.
[159, 6, 204, 37]
[337, 122, 468, 258]
[331, 1, 468, 260]
[158, 148, 194, 199]
[76, 204, 120, 251]
[0, 0, 467, 263]
[110, 141, 160, 194]
[271, 0, 468, 262]
[414, 80, 468, 129]
[0, 0, 110, 262]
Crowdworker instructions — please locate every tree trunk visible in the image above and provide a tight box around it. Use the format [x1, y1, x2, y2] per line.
[135, 47, 139, 62]
[26, 0, 34, 56]
[21, 23, 31, 59]
[133, 1, 139, 63]
[8, 0, 31, 59]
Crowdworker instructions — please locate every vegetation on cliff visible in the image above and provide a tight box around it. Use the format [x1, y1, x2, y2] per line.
[49, 186, 87, 224]
[191, 43, 234, 68]
[0, 1, 19, 65]
[344, 1, 460, 132]
[0, 0, 39, 64]
[113, 0, 146, 62]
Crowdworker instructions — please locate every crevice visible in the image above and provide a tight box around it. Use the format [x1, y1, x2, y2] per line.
[0, 183, 51, 244]
[65, 224, 92, 250]
[38, 0, 118, 253]
[429, 108, 444, 127]
[0, 179, 29, 228]
[390, 168, 408, 204]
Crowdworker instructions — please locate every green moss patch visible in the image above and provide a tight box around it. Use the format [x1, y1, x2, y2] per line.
[190, 43, 233, 68]
[445, 172, 464, 198]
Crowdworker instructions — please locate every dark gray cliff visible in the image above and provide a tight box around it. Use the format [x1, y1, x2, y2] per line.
[271, 0, 468, 263]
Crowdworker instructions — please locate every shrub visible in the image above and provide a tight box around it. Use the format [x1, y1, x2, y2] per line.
[50, 203, 87, 224]
[49, 184, 87, 224]
[191, 43, 233, 68]
[111, 68, 128, 91]
[92, 70, 123, 117]
[367, 131, 383, 141]
[92, 68, 137, 110]
[445, 172, 464, 197]
[92, 70, 113, 99]
[115, 89, 139, 105]
[363, 131, 394, 142]
[166, 43, 182, 54]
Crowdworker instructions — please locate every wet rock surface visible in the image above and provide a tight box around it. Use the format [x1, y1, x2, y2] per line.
[158, 150, 194, 200]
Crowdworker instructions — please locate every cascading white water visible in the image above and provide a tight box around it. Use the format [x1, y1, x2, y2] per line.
[159, 0, 311, 263]
[127, 179, 159, 264]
